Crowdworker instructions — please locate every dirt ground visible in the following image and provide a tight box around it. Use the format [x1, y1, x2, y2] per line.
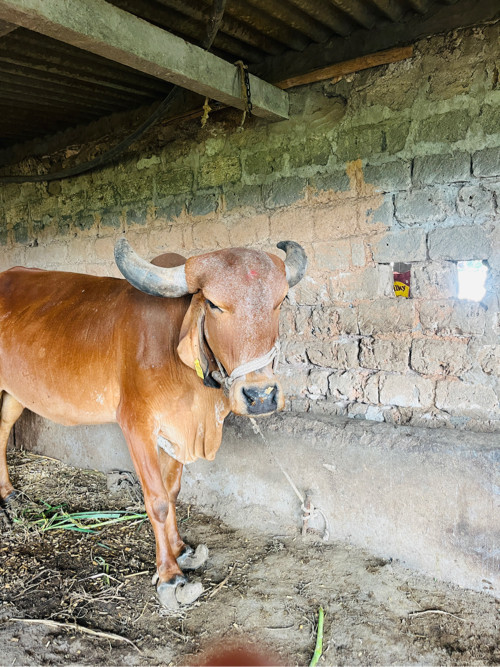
[1, 450, 499, 667]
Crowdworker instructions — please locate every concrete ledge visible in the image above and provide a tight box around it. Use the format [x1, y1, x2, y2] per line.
[15, 411, 500, 596]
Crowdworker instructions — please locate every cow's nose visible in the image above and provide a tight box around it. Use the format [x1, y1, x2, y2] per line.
[242, 385, 278, 415]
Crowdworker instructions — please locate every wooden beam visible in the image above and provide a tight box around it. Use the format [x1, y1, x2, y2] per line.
[276, 46, 414, 90]
[0, 0, 289, 120]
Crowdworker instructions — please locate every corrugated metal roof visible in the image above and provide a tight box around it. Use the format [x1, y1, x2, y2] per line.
[0, 0, 495, 151]
[108, 0, 439, 61]
[0, 26, 173, 148]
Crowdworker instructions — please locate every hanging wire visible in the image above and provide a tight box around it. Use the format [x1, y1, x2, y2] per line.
[0, 0, 226, 184]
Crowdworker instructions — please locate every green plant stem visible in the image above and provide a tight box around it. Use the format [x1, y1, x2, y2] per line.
[309, 606, 324, 667]
[13, 508, 147, 533]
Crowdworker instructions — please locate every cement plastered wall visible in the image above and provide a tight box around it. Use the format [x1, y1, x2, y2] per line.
[1, 24, 499, 431]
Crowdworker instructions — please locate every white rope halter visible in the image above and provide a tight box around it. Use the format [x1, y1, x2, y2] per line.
[212, 341, 280, 393]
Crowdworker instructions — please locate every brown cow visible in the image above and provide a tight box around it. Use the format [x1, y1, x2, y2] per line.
[0, 239, 307, 609]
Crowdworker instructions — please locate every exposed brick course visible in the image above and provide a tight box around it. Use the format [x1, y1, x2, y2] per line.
[413, 152, 471, 186]
[411, 339, 471, 376]
[473, 146, 500, 177]
[379, 373, 435, 409]
[373, 229, 427, 263]
[414, 110, 471, 144]
[428, 226, 491, 261]
[395, 187, 456, 226]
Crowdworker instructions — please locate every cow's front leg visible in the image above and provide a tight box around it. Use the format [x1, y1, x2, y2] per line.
[119, 421, 202, 609]
[158, 449, 209, 571]
[0, 392, 24, 506]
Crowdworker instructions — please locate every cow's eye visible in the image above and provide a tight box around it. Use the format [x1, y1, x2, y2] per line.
[206, 299, 223, 312]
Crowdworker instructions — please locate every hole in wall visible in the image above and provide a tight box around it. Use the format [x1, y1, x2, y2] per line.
[457, 260, 488, 301]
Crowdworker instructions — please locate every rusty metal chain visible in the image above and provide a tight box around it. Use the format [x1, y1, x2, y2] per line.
[243, 65, 253, 117]
[234, 60, 252, 129]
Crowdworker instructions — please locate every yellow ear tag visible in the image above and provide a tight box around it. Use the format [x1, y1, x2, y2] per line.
[194, 359, 205, 379]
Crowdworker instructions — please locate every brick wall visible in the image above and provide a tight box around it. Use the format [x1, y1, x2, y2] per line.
[1, 24, 499, 431]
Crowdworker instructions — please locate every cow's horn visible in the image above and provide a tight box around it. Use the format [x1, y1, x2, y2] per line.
[114, 238, 189, 298]
[277, 241, 308, 288]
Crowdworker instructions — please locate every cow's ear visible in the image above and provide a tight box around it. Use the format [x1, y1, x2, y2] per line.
[178, 292, 203, 372]
[177, 293, 218, 386]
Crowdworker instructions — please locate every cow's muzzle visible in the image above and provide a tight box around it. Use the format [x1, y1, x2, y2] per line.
[230, 377, 285, 416]
[209, 341, 284, 415]
[242, 384, 278, 415]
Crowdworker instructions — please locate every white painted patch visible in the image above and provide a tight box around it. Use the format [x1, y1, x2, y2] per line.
[157, 434, 189, 464]
[215, 399, 225, 428]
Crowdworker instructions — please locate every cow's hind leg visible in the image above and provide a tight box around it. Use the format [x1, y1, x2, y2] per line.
[0, 392, 24, 505]
[119, 420, 203, 609]
[158, 450, 209, 571]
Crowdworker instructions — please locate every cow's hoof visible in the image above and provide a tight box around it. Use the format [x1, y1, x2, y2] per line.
[0, 490, 18, 508]
[156, 573, 187, 610]
[176, 581, 203, 605]
[156, 574, 203, 610]
[157, 583, 180, 610]
[177, 544, 209, 571]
